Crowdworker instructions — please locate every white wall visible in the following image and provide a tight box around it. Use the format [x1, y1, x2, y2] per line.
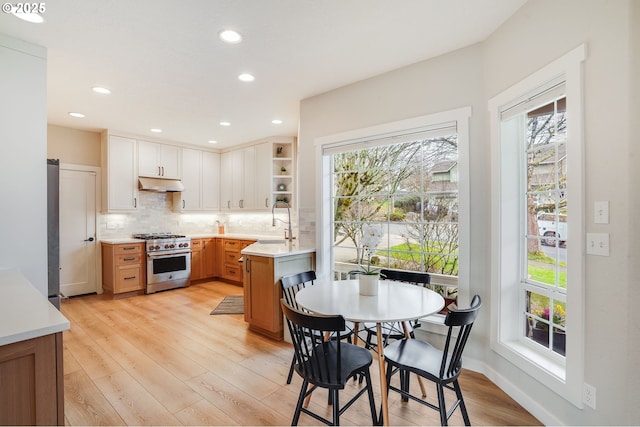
[298, 0, 638, 424]
[0, 34, 48, 295]
[484, 0, 636, 424]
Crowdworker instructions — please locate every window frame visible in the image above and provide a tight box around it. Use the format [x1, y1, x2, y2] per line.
[489, 44, 586, 407]
[315, 107, 471, 317]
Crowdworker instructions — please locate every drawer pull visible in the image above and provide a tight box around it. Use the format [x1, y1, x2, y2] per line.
[124, 276, 136, 280]
[123, 247, 136, 251]
[123, 257, 136, 261]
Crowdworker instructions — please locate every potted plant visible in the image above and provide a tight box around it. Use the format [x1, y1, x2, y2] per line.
[351, 224, 384, 295]
[276, 146, 283, 157]
[280, 166, 287, 174]
[528, 304, 566, 355]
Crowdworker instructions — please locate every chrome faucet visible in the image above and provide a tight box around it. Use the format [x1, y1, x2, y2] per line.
[272, 201, 293, 241]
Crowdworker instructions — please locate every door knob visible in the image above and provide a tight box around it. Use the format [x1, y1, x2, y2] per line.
[84, 237, 94, 242]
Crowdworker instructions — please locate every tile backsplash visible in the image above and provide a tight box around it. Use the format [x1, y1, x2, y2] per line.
[100, 191, 296, 239]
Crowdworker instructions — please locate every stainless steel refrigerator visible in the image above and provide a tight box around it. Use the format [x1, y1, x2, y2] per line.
[47, 159, 62, 309]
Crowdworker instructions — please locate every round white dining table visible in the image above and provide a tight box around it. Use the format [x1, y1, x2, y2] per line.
[295, 279, 444, 426]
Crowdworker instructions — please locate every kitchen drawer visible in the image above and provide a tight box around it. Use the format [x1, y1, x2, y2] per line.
[225, 250, 241, 265]
[115, 265, 144, 293]
[191, 239, 203, 250]
[115, 254, 143, 265]
[222, 265, 241, 282]
[223, 240, 241, 250]
[114, 243, 144, 255]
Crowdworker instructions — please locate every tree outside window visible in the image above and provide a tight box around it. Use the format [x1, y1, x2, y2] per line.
[331, 134, 459, 312]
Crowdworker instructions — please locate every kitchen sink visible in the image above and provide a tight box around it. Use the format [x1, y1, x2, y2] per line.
[258, 239, 287, 244]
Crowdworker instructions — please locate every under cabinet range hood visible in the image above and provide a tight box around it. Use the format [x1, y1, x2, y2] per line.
[138, 177, 184, 192]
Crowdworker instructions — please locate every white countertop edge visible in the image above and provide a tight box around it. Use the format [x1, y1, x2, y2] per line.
[0, 269, 70, 346]
[100, 238, 145, 244]
[241, 242, 316, 258]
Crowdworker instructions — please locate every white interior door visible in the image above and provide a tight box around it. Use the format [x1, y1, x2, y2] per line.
[60, 168, 97, 296]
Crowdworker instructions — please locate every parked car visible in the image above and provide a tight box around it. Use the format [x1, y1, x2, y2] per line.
[537, 212, 567, 246]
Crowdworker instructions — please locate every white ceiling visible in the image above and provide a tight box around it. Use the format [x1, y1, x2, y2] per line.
[0, 0, 526, 149]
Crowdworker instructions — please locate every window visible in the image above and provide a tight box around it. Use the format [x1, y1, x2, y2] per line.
[489, 45, 586, 407]
[317, 108, 470, 319]
[522, 93, 567, 357]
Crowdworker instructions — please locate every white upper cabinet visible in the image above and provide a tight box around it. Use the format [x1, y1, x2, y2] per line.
[254, 142, 272, 210]
[174, 148, 220, 212]
[138, 140, 180, 179]
[220, 149, 242, 210]
[220, 139, 294, 211]
[102, 134, 138, 212]
[202, 151, 220, 210]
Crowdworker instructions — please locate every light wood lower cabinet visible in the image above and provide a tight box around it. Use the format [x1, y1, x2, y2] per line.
[101, 242, 146, 296]
[0, 332, 64, 425]
[243, 251, 315, 340]
[191, 238, 218, 281]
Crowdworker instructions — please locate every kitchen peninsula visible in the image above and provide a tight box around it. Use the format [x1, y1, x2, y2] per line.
[241, 240, 316, 340]
[0, 269, 70, 425]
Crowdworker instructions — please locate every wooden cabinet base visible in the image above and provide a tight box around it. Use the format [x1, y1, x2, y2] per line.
[0, 332, 64, 425]
[249, 324, 283, 341]
[243, 252, 315, 340]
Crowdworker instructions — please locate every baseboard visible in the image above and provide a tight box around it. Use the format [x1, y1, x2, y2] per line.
[462, 356, 562, 426]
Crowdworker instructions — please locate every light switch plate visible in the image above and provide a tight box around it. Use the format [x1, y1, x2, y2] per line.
[586, 233, 609, 256]
[594, 201, 609, 224]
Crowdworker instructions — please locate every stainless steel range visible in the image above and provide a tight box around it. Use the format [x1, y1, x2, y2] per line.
[132, 233, 191, 294]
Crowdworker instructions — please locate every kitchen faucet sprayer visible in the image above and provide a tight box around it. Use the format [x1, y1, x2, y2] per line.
[272, 201, 293, 241]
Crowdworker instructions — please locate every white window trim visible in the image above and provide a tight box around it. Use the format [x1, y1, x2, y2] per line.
[315, 107, 471, 310]
[488, 44, 586, 408]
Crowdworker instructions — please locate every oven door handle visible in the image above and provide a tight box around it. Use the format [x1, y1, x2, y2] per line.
[147, 250, 192, 259]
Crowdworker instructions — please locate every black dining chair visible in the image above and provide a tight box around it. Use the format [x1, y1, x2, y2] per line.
[383, 294, 482, 426]
[363, 269, 431, 351]
[280, 299, 378, 426]
[280, 270, 355, 384]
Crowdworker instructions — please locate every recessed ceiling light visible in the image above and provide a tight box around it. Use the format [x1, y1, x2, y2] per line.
[238, 73, 255, 82]
[219, 29, 242, 44]
[219, 121, 231, 127]
[272, 119, 283, 125]
[68, 112, 85, 118]
[150, 128, 162, 133]
[208, 140, 218, 144]
[92, 86, 111, 94]
[10, 8, 44, 23]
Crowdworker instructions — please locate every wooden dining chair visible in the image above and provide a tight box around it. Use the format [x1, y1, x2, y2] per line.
[383, 295, 482, 426]
[280, 270, 355, 384]
[280, 299, 378, 426]
[363, 269, 431, 351]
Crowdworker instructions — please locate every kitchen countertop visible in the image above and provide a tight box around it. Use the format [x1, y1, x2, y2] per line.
[101, 238, 145, 244]
[0, 269, 70, 346]
[101, 234, 280, 244]
[241, 240, 316, 258]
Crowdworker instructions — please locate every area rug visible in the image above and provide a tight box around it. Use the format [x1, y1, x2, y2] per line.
[210, 295, 244, 315]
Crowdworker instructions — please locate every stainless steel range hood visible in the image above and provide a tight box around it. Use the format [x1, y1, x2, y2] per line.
[138, 177, 184, 192]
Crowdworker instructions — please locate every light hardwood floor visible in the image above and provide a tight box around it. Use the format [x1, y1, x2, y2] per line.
[61, 280, 541, 426]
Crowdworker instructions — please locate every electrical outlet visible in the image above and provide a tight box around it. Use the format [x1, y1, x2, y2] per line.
[583, 383, 596, 409]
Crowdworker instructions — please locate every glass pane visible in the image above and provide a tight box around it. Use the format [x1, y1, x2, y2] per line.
[527, 145, 557, 190]
[526, 237, 556, 286]
[552, 327, 566, 356]
[526, 291, 551, 349]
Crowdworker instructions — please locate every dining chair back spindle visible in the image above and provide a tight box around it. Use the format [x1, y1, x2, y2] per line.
[281, 299, 378, 426]
[364, 269, 431, 350]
